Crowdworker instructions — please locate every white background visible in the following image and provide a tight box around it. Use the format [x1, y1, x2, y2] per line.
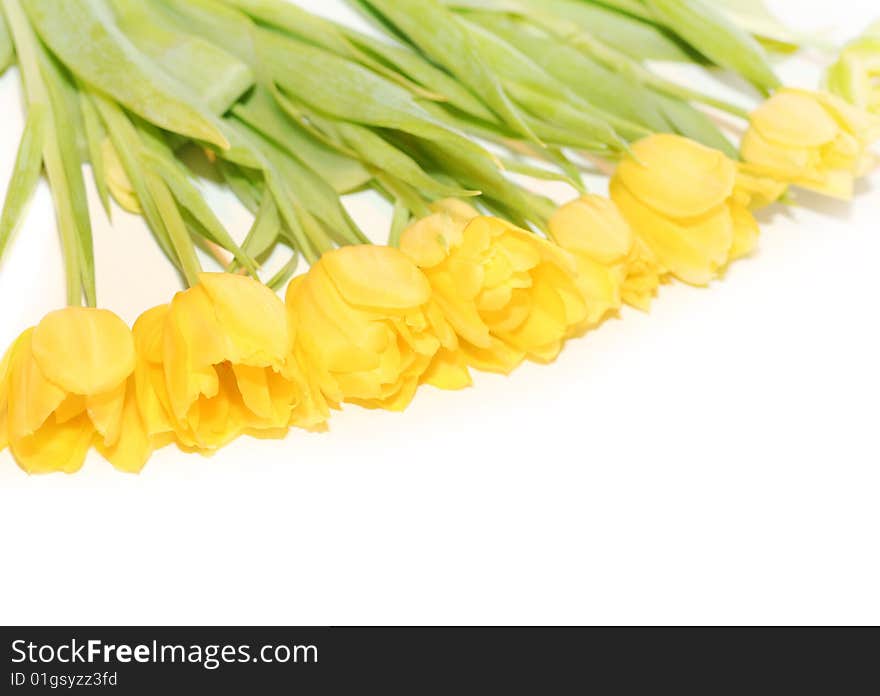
[1, 1, 878, 626]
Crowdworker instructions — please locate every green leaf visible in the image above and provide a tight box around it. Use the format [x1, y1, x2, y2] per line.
[39, 47, 96, 306]
[220, 119, 337, 263]
[357, 0, 541, 144]
[0, 103, 46, 264]
[23, 0, 230, 147]
[238, 192, 282, 266]
[77, 85, 112, 218]
[91, 92, 185, 275]
[449, 0, 697, 62]
[0, 7, 13, 74]
[342, 28, 497, 122]
[655, 95, 738, 159]
[233, 87, 372, 194]
[713, 0, 802, 48]
[142, 165, 202, 287]
[3, 0, 82, 304]
[460, 18, 638, 147]
[336, 121, 479, 200]
[266, 250, 299, 291]
[644, 0, 780, 94]
[256, 28, 495, 162]
[498, 155, 584, 192]
[468, 12, 672, 134]
[109, 0, 255, 115]
[152, 0, 260, 70]
[137, 126, 258, 276]
[219, 0, 445, 100]
[408, 135, 542, 228]
[218, 160, 263, 214]
[388, 198, 411, 247]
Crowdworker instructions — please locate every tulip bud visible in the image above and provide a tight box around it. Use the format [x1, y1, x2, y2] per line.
[741, 89, 880, 200]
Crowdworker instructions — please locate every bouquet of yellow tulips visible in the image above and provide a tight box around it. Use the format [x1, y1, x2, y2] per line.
[1, 0, 878, 474]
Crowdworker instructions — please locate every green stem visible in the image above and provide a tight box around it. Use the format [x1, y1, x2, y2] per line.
[144, 171, 203, 288]
[3, 0, 82, 305]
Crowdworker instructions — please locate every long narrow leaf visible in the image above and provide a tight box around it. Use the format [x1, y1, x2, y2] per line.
[467, 12, 672, 133]
[219, 0, 445, 100]
[24, 0, 230, 147]
[137, 132, 258, 275]
[357, 0, 541, 144]
[233, 87, 372, 194]
[0, 104, 47, 263]
[3, 0, 82, 305]
[109, 0, 255, 115]
[237, 192, 282, 267]
[343, 29, 497, 122]
[0, 7, 13, 74]
[77, 84, 112, 217]
[644, 0, 780, 94]
[39, 48, 96, 306]
[91, 92, 181, 271]
[336, 121, 479, 200]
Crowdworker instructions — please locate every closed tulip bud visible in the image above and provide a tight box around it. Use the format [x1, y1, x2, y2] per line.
[549, 194, 663, 315]
[133, 273, 327, 452]
[286, 245, 458, 411]
[0, 308, 138, 474]
[741, 88, 880, 200]
[611, 134, 760, 286]
[401, 210, 588, 375]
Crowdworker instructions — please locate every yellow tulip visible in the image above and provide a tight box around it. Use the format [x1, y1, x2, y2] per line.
[133, 273, 327, 452]
[287, 244, 459, 410]
[0, 308, 140, 474]
[611, 134, 760, 286]
[741, 88, 880, 199]
[400, 211, 588, 376]
[549, 194, 662, 315]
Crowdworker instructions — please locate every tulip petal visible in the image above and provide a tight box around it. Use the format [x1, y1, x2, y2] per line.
[422, 349, 472, 391]
[751, 91, 841, 148]
[97, 380, 152, 474]
[612, 179, 733, 286]
[199, 272, 290, 366]
[617, 134, 737, 218]
[11, 412, 94, 475]
[549, 195, 633, 265]
[8, 331, 67, 439]
[86, 380, 127, 446]
[0, 338, 15, 451]
[322, 245, 431, 310]
[31, 308, 135, 396]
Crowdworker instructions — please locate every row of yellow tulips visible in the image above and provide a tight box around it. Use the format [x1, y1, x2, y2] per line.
[1, 89, 877, 474]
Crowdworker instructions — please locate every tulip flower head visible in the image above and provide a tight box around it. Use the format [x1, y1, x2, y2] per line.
[549, 194, 662, 315]
[286, 245, 459, 411]
[611, 134, 761, 286]
[401, 209, 588, 375]
[133, 273, 327, 452]
[741, 88, 880, 199]
[0, 308, 139, 474]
